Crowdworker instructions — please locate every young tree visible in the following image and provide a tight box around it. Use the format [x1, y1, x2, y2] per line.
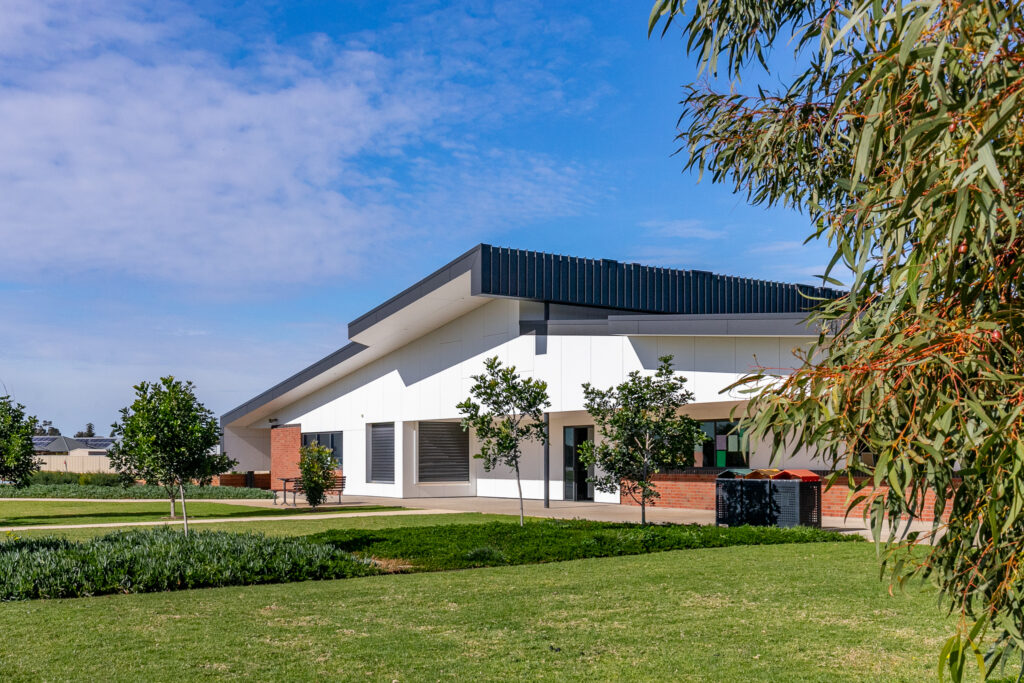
[0, 396, 40, 487]
[579, 356, 706, 525]
[298, 442, 336, 509]
[109, 377, 231, 535]
[650, 0, 1023, 677]
[458, 356, 550, 526]
[74, 423, 96, 438]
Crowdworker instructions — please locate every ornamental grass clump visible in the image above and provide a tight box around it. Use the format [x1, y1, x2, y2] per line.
[0, 527, 378, 600]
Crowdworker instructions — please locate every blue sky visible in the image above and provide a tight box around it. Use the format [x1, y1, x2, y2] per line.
[0, 0, 834, 434]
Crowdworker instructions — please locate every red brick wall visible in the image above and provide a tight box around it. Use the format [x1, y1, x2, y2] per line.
[619, 472, 719, 510]
[270, 425, 302, 484]
[621, 473, 954, 522]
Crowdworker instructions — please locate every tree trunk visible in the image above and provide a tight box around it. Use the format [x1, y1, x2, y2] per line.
[179, 483, 190, 537]
[515, 463, 524, 527]
[641, 455, 649, 526]
[168, 492, 176, 519]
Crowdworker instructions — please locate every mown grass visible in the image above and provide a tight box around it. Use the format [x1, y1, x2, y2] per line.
[311, 519, 859, 571]
[0, 542, 979, 682]
[1, 521, 852, 601]
[0, 500, 401, 528]
[9, 512, 509, 541]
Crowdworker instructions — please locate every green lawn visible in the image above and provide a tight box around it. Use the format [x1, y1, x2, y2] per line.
[0, 500, 402, 528]
[10, 512, 512, 541]
[0, 542, 968, 682]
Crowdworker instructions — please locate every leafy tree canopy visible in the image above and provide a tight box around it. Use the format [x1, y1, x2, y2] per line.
[74, 423, 96, 438]
[579, 355, 706, 524]
[650, 0, 1022, 677]
[0, 396, 40, 487]
[110, 377, 232, 529]
[299, 442, 337, 509]
[33, 420, 60, 437]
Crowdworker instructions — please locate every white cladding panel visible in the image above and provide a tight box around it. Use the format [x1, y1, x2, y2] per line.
[243, 299, 817, 496]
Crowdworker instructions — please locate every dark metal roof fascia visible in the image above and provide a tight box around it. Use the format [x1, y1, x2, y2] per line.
[220, 341, 369, 426]
[475, 245, 842, 313]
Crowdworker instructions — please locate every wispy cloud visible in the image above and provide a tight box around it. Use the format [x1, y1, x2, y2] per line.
[0, 0, 616, 429]
[0, 0, 604, 291]
[638, 219, 724, 240]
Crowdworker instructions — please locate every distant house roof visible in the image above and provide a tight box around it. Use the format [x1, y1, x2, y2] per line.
[77, 437, 116, 450]
[31, 436, 58, 450]
[32, 435, 91, 453]
[32, 436, 116, 453]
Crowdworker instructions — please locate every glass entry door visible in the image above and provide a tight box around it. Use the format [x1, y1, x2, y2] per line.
[563, 427, 595, 501]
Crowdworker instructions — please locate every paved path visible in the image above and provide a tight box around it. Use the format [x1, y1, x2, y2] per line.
[0, 508, 464, 532]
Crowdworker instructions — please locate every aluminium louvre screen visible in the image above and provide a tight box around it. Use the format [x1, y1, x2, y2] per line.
[369, 423, 395, 483]
[418, 422, 470, 483]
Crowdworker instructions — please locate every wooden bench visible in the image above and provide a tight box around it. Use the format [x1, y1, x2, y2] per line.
[275, 475, 345, 506]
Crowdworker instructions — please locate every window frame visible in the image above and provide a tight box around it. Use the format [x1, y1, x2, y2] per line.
[300, 431, 343, 469]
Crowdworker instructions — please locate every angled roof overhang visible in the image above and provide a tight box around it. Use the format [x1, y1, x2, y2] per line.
[222, 244, 843, 429]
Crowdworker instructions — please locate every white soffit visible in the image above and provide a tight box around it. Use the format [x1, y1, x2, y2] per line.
[347, 271, 489, 347]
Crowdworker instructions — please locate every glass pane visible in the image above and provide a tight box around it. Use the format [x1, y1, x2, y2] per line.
[700, 421, 715, 467]
[563, 427, 575, 500]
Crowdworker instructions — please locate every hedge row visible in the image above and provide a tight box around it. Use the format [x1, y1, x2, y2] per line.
[0, 528, 378, 600]
[311, 519, 860, 571]
[0, 484, 275, 500]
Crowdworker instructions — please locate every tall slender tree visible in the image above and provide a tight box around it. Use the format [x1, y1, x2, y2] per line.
[649, 0, 1023, 678]
[458, 357, 550, 526]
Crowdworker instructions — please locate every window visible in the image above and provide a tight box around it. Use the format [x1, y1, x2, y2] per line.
[418, 422, 470, 483]
[369, 423, 395, 483]
[696, 420, 748, 468]
[301, 432, 343, 468]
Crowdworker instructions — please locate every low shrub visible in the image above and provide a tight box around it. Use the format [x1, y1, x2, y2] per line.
[0, 484, 275, 500]
[30, 472, 123, 487]
[0, 527, 379, 600]
[311, 519, 860, 571]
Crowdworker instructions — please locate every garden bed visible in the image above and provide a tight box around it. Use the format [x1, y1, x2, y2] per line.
[0, 528, 377, 600]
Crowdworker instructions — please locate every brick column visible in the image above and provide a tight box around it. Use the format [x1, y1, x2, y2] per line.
[270, 424, 301, 484]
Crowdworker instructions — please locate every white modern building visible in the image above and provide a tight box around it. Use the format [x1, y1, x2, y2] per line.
[221, 245, 838, 506]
